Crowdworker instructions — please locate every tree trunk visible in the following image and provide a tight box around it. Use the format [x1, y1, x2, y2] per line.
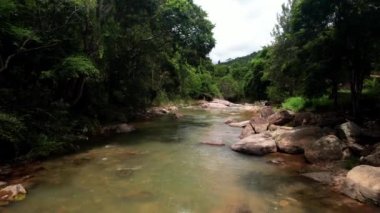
[72, 77, 87, 106]
[350, 68, 363, 118]
[331, 80, 338, 109]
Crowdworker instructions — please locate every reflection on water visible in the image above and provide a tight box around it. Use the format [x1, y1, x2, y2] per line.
[5, 109, 378, 213]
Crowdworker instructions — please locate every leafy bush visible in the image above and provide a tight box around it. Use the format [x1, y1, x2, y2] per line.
[26, 135, 66, 159]
[308, 95, 333, 110]
[281, 96, 306, 112]
[363, 78, 380, 97]
[0, 112, 25, 144]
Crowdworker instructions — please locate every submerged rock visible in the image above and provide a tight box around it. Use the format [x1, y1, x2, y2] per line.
[200, 141, 225, 146]
[231, 133, 277, 156]
[275, 127, 323, 154]
[342, 165, 380, 206]
[304, 135, 346, 163]
[302, 172, 333, 185]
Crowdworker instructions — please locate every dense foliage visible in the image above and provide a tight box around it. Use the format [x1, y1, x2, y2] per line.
[0, 0, 217, 160]
[218, 0, 380, 115]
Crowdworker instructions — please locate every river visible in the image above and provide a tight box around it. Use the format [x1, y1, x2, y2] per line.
[5, 108, 378, 212]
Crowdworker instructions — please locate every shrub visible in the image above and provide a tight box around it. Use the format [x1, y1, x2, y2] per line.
[281, 96, 306, 112]
[309, 95, 333, 110]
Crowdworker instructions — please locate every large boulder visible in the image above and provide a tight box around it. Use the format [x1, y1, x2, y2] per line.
[304, 135, 346, 163]
[259, 106, 274, 119]
[239, 124, 255, 139]
[342, 165, 380, 206]
[360, 143, 380, 166]
[231, 133, 277, 155]
[275, 127, 323, 154]
[250, 117, 269, 134]
[268, 110, 293, 125]
[336, 121, 362, 143]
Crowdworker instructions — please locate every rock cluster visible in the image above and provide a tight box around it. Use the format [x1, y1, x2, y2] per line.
[226, 105, 380, 206]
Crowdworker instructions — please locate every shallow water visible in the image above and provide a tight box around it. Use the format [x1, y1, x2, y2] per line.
[4, 108, 379, 213]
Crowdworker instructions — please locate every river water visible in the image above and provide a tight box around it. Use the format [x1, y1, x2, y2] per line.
[5, 108, 378, 213]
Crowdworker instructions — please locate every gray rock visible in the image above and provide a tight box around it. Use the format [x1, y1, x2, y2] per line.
[336, 121, 362, 143]
[304, 135, 346, 163]
[342, 165, 380, 206]
[231, 133, 277, 156]
[275, 127, 323, 154]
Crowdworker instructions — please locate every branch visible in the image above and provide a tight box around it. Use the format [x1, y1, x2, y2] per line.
[0, 39, 58, 73]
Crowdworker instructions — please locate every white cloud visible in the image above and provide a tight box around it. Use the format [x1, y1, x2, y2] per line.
[193, 0, 287, 63]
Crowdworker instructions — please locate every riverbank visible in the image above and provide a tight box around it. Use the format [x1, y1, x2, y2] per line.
[1, 100, 379, 211]
[216, 100, 380, 207]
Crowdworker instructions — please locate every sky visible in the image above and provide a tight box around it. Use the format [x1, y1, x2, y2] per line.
[193, 0, 287, 63]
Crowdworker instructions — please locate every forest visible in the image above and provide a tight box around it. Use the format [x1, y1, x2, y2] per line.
[1, 0, 379, 161]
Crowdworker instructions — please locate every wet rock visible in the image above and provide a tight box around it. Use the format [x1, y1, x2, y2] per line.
[115, 166, 142, 178]
[224, 117, 236, 124]
[342, 165, 380, 206]
[275, 127, 323, 154]
[304, 135, 346, 163]
[250, 117, 269, 134]
[268, 110, 293, 126]
[259, 106, 274, 119]
[302, 172, 333, 185]
[231, 133, 277, 156]
[200, 141, 225, 146]
[336, 121, 362, 143]
[267, 158, 285, 165]
[0, 184, 27, 202]
[101, 123, 135, 135]
[239, 124, 255, 139]
[228, 120, 250, 128]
